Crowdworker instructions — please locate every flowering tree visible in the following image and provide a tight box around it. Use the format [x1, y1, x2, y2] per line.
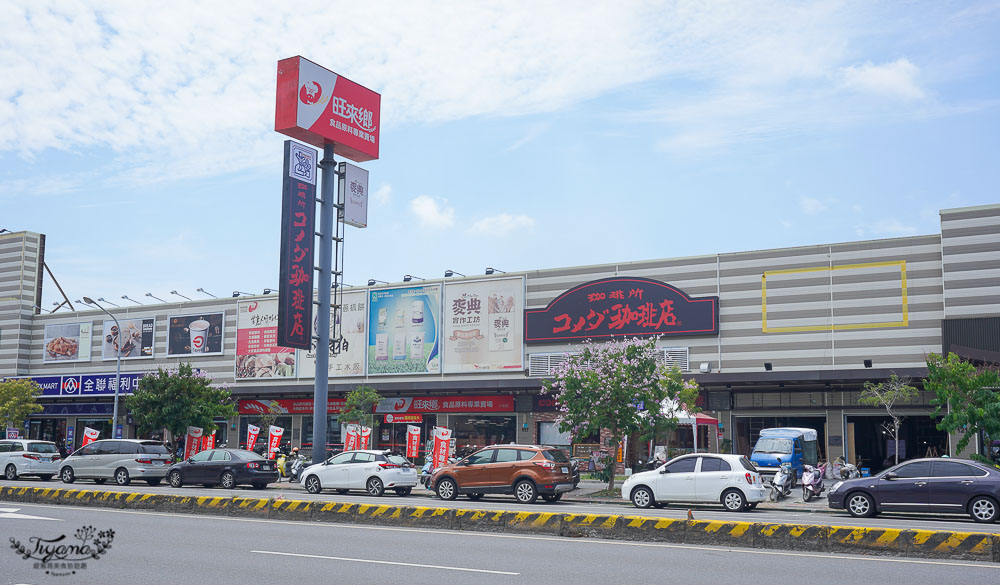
[542, 337, 700, 491]
[125, 363, 236, 459]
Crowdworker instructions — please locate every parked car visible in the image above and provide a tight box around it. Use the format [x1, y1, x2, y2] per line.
[431, 444, 576, 504]
[300, 450, 418, 496]
[167, 448, 277, 489]
[828, 457, 1000, 523]
[59, 439, 171, 486]
[0, 439, 61, 481]
[621, 453, 766, 512]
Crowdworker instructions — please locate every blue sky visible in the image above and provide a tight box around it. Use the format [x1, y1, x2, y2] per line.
[1, 2, 998, 309]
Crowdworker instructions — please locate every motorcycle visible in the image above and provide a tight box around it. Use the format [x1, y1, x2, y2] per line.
[801, 463, 827, 502]
[835, 456, 860, 479]
[287, 454, 308, 483]
[768, 460, 795, 501]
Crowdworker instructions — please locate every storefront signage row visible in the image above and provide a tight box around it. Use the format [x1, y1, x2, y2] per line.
[238, 395, 514, 416]
[5, 373, 146, 398]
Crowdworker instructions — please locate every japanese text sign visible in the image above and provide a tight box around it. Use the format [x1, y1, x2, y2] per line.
[406, 425, 421, 458]
[524, 276, 719, 343]
[278, 140, 317, 350]
[275, 56, 381, 162]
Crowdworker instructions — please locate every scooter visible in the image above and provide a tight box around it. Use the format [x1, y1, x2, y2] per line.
[835, 456, 860, 479]
[288, 454, 308, 483]
[801, 463, 827, 502]
[768, 460, 795, 501]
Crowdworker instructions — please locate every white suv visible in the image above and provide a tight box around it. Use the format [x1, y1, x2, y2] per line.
[622, 453, 765, 512]
[300, 450, 418, 496]
[0, 439, 61, 481]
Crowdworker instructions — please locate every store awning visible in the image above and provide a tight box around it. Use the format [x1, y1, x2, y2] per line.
[661, 400, 719, 426]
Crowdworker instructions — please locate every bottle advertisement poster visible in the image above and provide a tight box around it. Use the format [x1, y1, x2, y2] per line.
[367, 285, 440, 375]
[442, 277, 524, 373]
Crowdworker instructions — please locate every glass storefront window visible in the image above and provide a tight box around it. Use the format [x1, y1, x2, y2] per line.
[75, 419, 113, 451]
[302, 415, 341, 459]
[451, 415, 516, 451]
[238, 416, 293, 454]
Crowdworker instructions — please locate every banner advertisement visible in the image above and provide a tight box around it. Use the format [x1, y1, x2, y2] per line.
[167, 313, 225, 356]
[358, 426, 372, 450]
[8, 372, 145, 398]
[267, 425, 284, 459]
[238, 398, 348, 415]
[406, 425, 420, 458]
[43, 322, 93, 363]
[368, 285, 441, 375]
[277, 139, 317, 350]
[236, 298, 296, 380]
[443, 277, 524, 373]
[339, 162, 369, 228]
[344, 424, 360, 451]
[384, 413, 422, 424]
[432, 427, 452, 469]
[376, 395, 514, 414]
[300, 290, 367, 378]
[246, 424, 260, 451]
[101, 318, 155, 360]
[204, 430, 216, 451]
[81, 427, 100, 447]
[184, 427, 204, 460]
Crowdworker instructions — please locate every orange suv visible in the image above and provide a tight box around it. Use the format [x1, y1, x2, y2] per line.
[431, 444, 575, 503]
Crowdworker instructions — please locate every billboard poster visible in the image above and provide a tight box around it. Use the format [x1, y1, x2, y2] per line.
[101, 318, 154, 360]
[43, 322, 93, 363]
[236, 299, 296, 380]
[367, 285, 440, 375]
[300, 290, 367, 378]
[167, 312, 225, 356]
[277, 140, 317, 350]
[443, 277, 524, 373]
[339, 162, 368, 228]
[275, 56, 381, 162]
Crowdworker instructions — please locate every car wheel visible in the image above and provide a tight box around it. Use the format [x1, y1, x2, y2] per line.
[631, 486, 654, 509]
[94, 478, 107, 485]
[5, 464, 18, 480]
[394, 487, 412, 496]
[38, 475, 53, 482]
[168, 471, 183, 488]
[114, 468, 131, 486]
[251, 482, 268, 490]
[514, 479, 538, 504]
[846, 492, 877, 518]
[220, 472, 236, 489]
[969, 496, 999, 523]
[61, 467, 75, 483]
[722, 489, 746, 512]
[366, 477, 384, 497]
[467, 492, 483, 501]
[542, 493, 563, 503]
[304, 475, 322, 494]
[436, 478, 458, 501]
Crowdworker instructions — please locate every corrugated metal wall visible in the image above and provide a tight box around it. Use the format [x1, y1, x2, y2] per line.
[0, 231, 43, 375]
[941, 204, 1000, 319]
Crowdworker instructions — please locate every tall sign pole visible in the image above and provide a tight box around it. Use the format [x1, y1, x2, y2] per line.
[275, 56, 380, 466]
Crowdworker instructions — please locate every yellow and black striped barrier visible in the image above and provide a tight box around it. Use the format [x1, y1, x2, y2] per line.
[3, 485, 997, 562]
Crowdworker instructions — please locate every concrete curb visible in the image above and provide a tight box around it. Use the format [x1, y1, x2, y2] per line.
[3, 486, 995, 562]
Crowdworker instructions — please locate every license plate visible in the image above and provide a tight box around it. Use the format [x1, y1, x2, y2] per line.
[152, 461, 163, 466]
[561, 466, 568, 473]
[402, 468, 414, 473]
[262, 465, 272, 471]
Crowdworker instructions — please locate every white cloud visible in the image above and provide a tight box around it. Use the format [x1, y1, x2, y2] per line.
[799, 196, 829, 215]
[409, 195, 454, 228]
[839, 58, 925, 100]
[374, 185, 392, 206]
[467, 213, 536, 236]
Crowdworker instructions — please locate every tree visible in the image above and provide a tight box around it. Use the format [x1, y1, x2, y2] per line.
[926, 352, 1000, 461]
[125, 363, 236, 459]
[0, 379, 43, 434]
[340, 385, 382, 429]
[647, 366, 701, 456]
[859, 373, 918, 465]
[543, 337, 700, 491]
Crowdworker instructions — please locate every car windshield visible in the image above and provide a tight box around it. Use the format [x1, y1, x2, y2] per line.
[542, 449, 570, 463]
[139, 442, 170, 454]
[753, 437, 793, 454]
[28, 442, 58, 454]
[234, 450, 265, 461]
[386, 454, 411, 466]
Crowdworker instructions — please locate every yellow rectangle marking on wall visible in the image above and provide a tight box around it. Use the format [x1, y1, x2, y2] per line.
[762, 260, 908, 333]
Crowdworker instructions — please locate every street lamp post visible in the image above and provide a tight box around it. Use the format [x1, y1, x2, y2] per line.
[84, 296, 121, 438]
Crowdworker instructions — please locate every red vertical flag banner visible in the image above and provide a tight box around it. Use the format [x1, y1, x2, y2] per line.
[184, 427, 204, 460]
[267, 426, 284, 459]
[406, 425, 420, 458]
[344, 424, 360, 451]
[359, 426, 372, 450]
[277, 140, 317, 350]
[246, 424, 260, 451]
[81, 427, 100, 447]
[432, 427, 452, 469]
[203, 430, 216, 451]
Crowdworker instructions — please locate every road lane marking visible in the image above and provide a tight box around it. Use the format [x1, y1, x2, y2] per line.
[251, 549, 519, 575]
[0, 507, 61, 521]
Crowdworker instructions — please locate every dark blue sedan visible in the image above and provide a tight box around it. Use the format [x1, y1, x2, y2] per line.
[828, 457, 1000, 523]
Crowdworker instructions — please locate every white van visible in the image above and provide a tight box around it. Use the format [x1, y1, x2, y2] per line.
[59, 439, 171, 486]
[0, 439, 61, 481]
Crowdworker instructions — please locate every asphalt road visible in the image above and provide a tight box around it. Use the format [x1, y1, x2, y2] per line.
[2, 502, 998, 585]
[3, 477, 999, 534]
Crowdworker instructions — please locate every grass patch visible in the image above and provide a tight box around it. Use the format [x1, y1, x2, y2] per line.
[589, 488, 622, 498]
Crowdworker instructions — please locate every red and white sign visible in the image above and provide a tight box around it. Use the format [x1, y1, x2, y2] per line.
[239, 398, 348, 415]
[344, 424, 360, 451]
[184, 426, 204, 460]
[406, 425, 421, 458]
[267, 425, 284, 459]
[246, 424, 260, 451]
[432, 427, 452, 469]
[384, 413, 423, 424]
[81, 427, 100, 447]
[6, 428, 19, 439]
[376, 395, 514, 414]
[275, 56, 381, 162]
[358, 426, 372, 450]
[204, 430, 216, 451]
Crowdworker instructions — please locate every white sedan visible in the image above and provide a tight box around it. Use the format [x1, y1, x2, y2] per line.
[622, 453, 766, 512]
[300, 450, 418, 496]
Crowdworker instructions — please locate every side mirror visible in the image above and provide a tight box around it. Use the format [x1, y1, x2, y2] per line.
[883, 472, 898, 481]
[660, 467, 670, 474]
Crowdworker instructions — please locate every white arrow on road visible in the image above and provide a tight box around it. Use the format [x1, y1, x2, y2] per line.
[0, 507, 61, 521]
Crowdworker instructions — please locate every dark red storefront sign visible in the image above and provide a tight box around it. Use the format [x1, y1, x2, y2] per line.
[239, 398, 346, 416]
[524, 276, 719, 343]
[277, 140, 317, 350]
[376, 395, 514, 414]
